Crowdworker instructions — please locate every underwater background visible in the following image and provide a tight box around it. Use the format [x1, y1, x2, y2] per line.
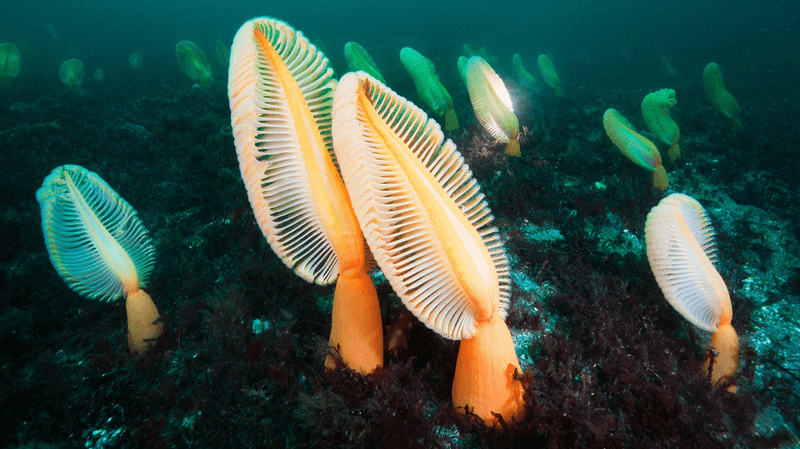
[1, 0, 799, 447]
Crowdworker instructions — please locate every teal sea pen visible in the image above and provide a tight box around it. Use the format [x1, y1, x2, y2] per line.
[37, 165, 162, 355]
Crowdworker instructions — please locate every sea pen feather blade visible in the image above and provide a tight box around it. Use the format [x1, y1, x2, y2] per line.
[645, 193, 731, 331]
[465, 57, 519, 146]
[332, 72, 510, 339]
[37, 165, 155, 302]
[229, 17, 350, 285]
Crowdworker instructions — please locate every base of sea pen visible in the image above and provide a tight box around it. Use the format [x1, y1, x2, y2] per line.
[504, 138, 521, 157]
[325, 269, 383, 374]
[452, 314, 525, 427]
[704, 322, 739, 393]
[126, 288, 164, 356]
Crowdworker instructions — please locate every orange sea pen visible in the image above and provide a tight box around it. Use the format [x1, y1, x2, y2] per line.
[603, 108, 669, 191]
[0, 43, 21, 79]
[465, 56, 521, 157]
[703, 62, 742, 129]
[400, 47, 459, 132]
[228, 18, 383, 373]
[332, 71, 524, 426]
[641, 89, 680, 161]
[645, 193, 739, 392]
